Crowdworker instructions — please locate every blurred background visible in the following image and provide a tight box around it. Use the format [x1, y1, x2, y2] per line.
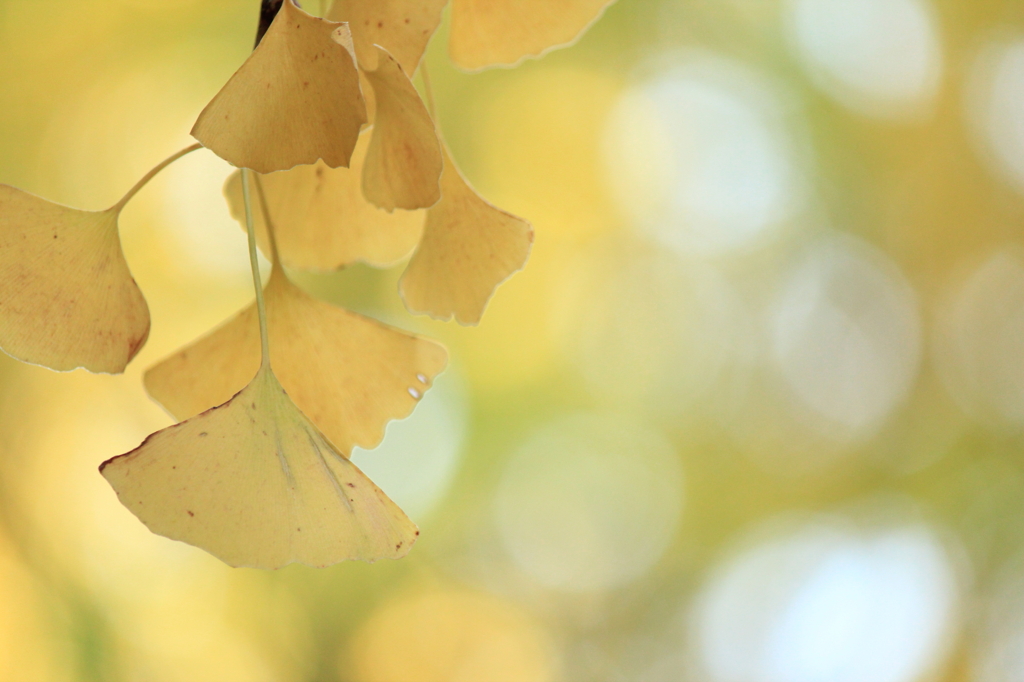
[1, 0, 1024, 679]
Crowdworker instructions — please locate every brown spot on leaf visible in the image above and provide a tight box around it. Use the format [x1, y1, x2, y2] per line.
[199, 432, 208, 437]
[187, 510, 194, 517]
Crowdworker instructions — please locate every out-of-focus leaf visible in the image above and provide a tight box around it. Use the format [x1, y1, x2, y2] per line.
[0, 186, 148, 374]
[145, 268, 447, 453]
[326, 0, 448, 74]
[362, 46, 443, 212]
[449, 0, 617, 70]
[102, 365, 419, 569]
[192, 0, 366, 173]
[400, 146, 533, 325]
[223, 131, 425, 270]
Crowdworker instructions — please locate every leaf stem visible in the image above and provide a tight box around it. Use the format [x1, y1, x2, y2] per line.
[252, 174, 282, 269]
[242, 169, 271, 368]
[112, 143, 203, 213]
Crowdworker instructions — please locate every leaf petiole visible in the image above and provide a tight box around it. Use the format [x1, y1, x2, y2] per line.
[241, 169, 271, 368]
[112, 143, 203, 213]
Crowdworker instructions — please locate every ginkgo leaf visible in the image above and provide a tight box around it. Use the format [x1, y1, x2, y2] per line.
[223, 131, 425, 271]
[326, 0, 448, 74]
[400, 146, 533, 325]
[192, 0, 367, 173]
[145, 268, 447, 453]
[0, 186, 148, 374]
[101, 365, 419, 569]
[362, 46, 443, 212]
[449, 0, 617, 71]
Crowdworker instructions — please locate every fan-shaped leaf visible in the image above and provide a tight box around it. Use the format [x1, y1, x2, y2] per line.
[145, 269, 447, 453]
[102, 365, 418, 569]
[400, 147, 533, 325]
[0, 186, 148, 373]
[192, 0, 366, 173]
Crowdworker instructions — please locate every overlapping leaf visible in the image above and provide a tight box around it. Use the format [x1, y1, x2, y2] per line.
[0, 186, 148, 374]
[400, 146, 533, 325]
[361, 46, 443, 212]
[145, 267, 447, 454]
[193, 0, 366, 173]
[223, 131, 425, 270]
[102, 365, 419, 569]
[326, 0, 448, 74]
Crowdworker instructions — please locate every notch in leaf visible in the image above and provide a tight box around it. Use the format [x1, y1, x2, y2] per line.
[192, 0, 367, 174]
[0, 144, 200, 374]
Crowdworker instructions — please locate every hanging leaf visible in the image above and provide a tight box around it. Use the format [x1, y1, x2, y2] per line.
[400, 146, 533, 325]
[449, 0, 618, 71]
[362, 45, 443, 212]
[0, 186, 148, 374]
[223, 131, 425, 271]
[192, 0, 366, 173]
[326, 0, 448, 75]
[102, 365, 419, 569]
[145, 268, 447, 454]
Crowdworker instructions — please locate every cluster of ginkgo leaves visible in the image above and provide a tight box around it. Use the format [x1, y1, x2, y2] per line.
[0, 0, 615, 569]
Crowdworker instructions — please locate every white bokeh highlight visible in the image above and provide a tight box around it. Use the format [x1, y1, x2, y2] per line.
[352, 369, 467, 521]
[604, 53, 805, 257]
[694, 517, 959, 682]
[966, 36, 1024, 195]
[785, 0, 943, 120]
[494, 413, 683, 592]
[934, 250, 1024, 430]
[771, 233, 921, 436]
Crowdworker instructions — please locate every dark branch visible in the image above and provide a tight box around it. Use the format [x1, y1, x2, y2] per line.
[255, 0, 285, 48]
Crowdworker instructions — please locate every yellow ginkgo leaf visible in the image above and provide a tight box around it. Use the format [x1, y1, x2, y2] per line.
[101, 365, 419, 569]
[192, 0, 367, 173]
[145, 268, 448, 453]
[362, 45, 443, 211]
[326, 0, 448, 74]
[223, 131, 425, 270]
[449, 0, 617, 71]
[0, 186, 148, 374]
[400, 147, 533, 325]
